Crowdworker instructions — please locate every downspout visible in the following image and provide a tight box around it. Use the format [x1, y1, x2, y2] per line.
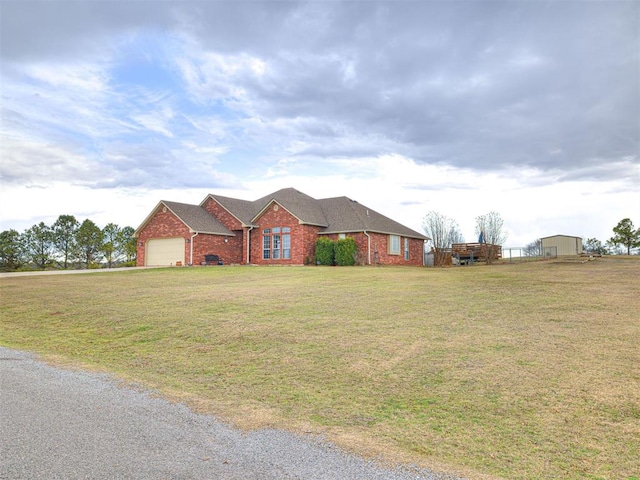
[423, 240, 427, 266]
[363, 231, 371, 265]
[246, 226, 254, 265]
[190, 232, 198, 266]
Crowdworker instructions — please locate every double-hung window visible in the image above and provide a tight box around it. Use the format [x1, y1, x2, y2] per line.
[404, 237, 409, 260]
[282, 228, 291, 259]
[272, 227, 281, 259]
[262, 229, 271, 259]
[389, 235, 401, 255]
[262, 227, 291, 260]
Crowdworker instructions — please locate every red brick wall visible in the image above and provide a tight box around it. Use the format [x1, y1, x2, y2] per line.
[201, 197, 243, 230]
[370, 233, 424, 266]
[136, 207, 191, 266]
[319, 232, 424, 266]
[136, 206, 244, 266]
[249, 203, 320, 265]
[192, 231, 243, 265]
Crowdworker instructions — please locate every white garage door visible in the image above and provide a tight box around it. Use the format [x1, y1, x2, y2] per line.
[146, 238, 185, 266]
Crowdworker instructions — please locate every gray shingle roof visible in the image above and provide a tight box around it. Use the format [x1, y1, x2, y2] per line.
[162, 201, 235, 236]
[205, 195, 257, 226]
[207, 188, 426, 239]
[253, 188, 328, 226]
[148, 188, 427, 240]
[318, 196, 427, 239]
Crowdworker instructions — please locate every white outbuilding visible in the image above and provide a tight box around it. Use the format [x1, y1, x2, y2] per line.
[541, 235, 583, 257]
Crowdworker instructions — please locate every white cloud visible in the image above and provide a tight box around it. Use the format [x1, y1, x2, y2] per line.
[1, 0, 637, 249]
[132, 107, 175, 138]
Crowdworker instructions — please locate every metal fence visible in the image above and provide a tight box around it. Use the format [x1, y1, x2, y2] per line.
[501, 246, 557, 263]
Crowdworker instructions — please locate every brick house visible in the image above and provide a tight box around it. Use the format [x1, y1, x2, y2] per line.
[134, 188, 428, 267]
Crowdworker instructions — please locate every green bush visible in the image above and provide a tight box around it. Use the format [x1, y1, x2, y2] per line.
[335, 237, 357, 266]
[315, 237, 335, 265]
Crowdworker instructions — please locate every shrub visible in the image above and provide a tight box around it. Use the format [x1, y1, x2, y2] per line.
[335, 237, 357, 266]
[315, 237, 335, 265]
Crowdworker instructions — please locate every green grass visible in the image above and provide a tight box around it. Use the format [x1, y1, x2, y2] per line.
[1, 258, 639, 480]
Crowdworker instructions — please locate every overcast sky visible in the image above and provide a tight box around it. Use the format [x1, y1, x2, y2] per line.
[1, 0, 638, 248]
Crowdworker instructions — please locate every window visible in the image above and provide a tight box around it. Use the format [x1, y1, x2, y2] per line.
[282, 228, 291, 259]
[263, 227, 291, 260]
[389, 235, 400, 255]
[338, 233, 346, 240]
[262, 229, 271, 259]
[404, 237, 409, 260]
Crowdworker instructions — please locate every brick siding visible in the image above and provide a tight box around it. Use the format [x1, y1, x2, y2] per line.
[136, 208, 191, 266]
[201, 197, 244, 230]
[137, 201, 424, 267]
[321, 232, 424, 266]
[248, 203, 320, 265]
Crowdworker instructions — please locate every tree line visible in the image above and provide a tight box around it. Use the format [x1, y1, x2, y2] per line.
[0, 215, 137, 272]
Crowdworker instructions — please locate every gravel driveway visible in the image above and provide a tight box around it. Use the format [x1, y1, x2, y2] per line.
[0, 347, 463, 480]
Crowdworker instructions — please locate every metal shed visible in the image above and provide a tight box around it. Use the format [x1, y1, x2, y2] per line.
[541, 235, 583, 256]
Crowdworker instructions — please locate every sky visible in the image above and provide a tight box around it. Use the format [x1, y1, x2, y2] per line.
[1, 0, 638, 249]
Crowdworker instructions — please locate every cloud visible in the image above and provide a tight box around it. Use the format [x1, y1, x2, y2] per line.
[0, 0, 637, 245]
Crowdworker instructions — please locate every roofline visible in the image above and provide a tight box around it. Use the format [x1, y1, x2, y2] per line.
[251, 199, 329, 227]
[200, 194, 251, 227]
[540, 235, 583, 240]
[134, 200, 235, 237]
[319, 229, 428, 240]
[134, 201, 178, 237]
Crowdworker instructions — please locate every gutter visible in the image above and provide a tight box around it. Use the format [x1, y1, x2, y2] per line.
[190, 232, 199, 265]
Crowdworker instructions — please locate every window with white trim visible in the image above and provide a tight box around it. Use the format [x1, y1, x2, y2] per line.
[262, 229, 271, 259]
[389, 235, 400, 255]
[404, 237, 409, 260]
[263, 227, 291, 260]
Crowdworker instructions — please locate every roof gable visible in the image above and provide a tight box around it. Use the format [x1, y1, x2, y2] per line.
[135, 201, 234, 237]
[201, 194, 256, 226]
[251, 188, 328, 226]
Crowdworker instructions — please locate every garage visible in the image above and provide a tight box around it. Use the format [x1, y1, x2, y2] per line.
[146, 237, 185, 266]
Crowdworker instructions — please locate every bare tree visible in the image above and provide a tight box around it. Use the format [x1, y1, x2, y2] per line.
[523, 238, 542, 257]
[422, 211, 463, 266]
[475, 211, 508, 264]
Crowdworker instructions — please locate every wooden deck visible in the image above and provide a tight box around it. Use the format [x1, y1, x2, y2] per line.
[452, 243, 502, 262]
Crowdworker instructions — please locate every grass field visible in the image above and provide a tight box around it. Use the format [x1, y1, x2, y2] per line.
[1, 258, 639, 479]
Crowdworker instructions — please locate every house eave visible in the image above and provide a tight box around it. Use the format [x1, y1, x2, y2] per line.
[189, 229, 236, 236]
[319, 228, 428, 240]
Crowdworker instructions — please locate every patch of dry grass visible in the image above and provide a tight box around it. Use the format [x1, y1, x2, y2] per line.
[1, 258, 639, 479]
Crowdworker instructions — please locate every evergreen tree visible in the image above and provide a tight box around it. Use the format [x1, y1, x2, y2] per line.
[23, 222, 55, 269]
[0, 229, 26, 271]
[52, 215, 79, 269]
[118, 226, 137, 264]
[102, 223, 120, 268]
[609, 218, 640, 255]
[76, 219, 104, 268]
